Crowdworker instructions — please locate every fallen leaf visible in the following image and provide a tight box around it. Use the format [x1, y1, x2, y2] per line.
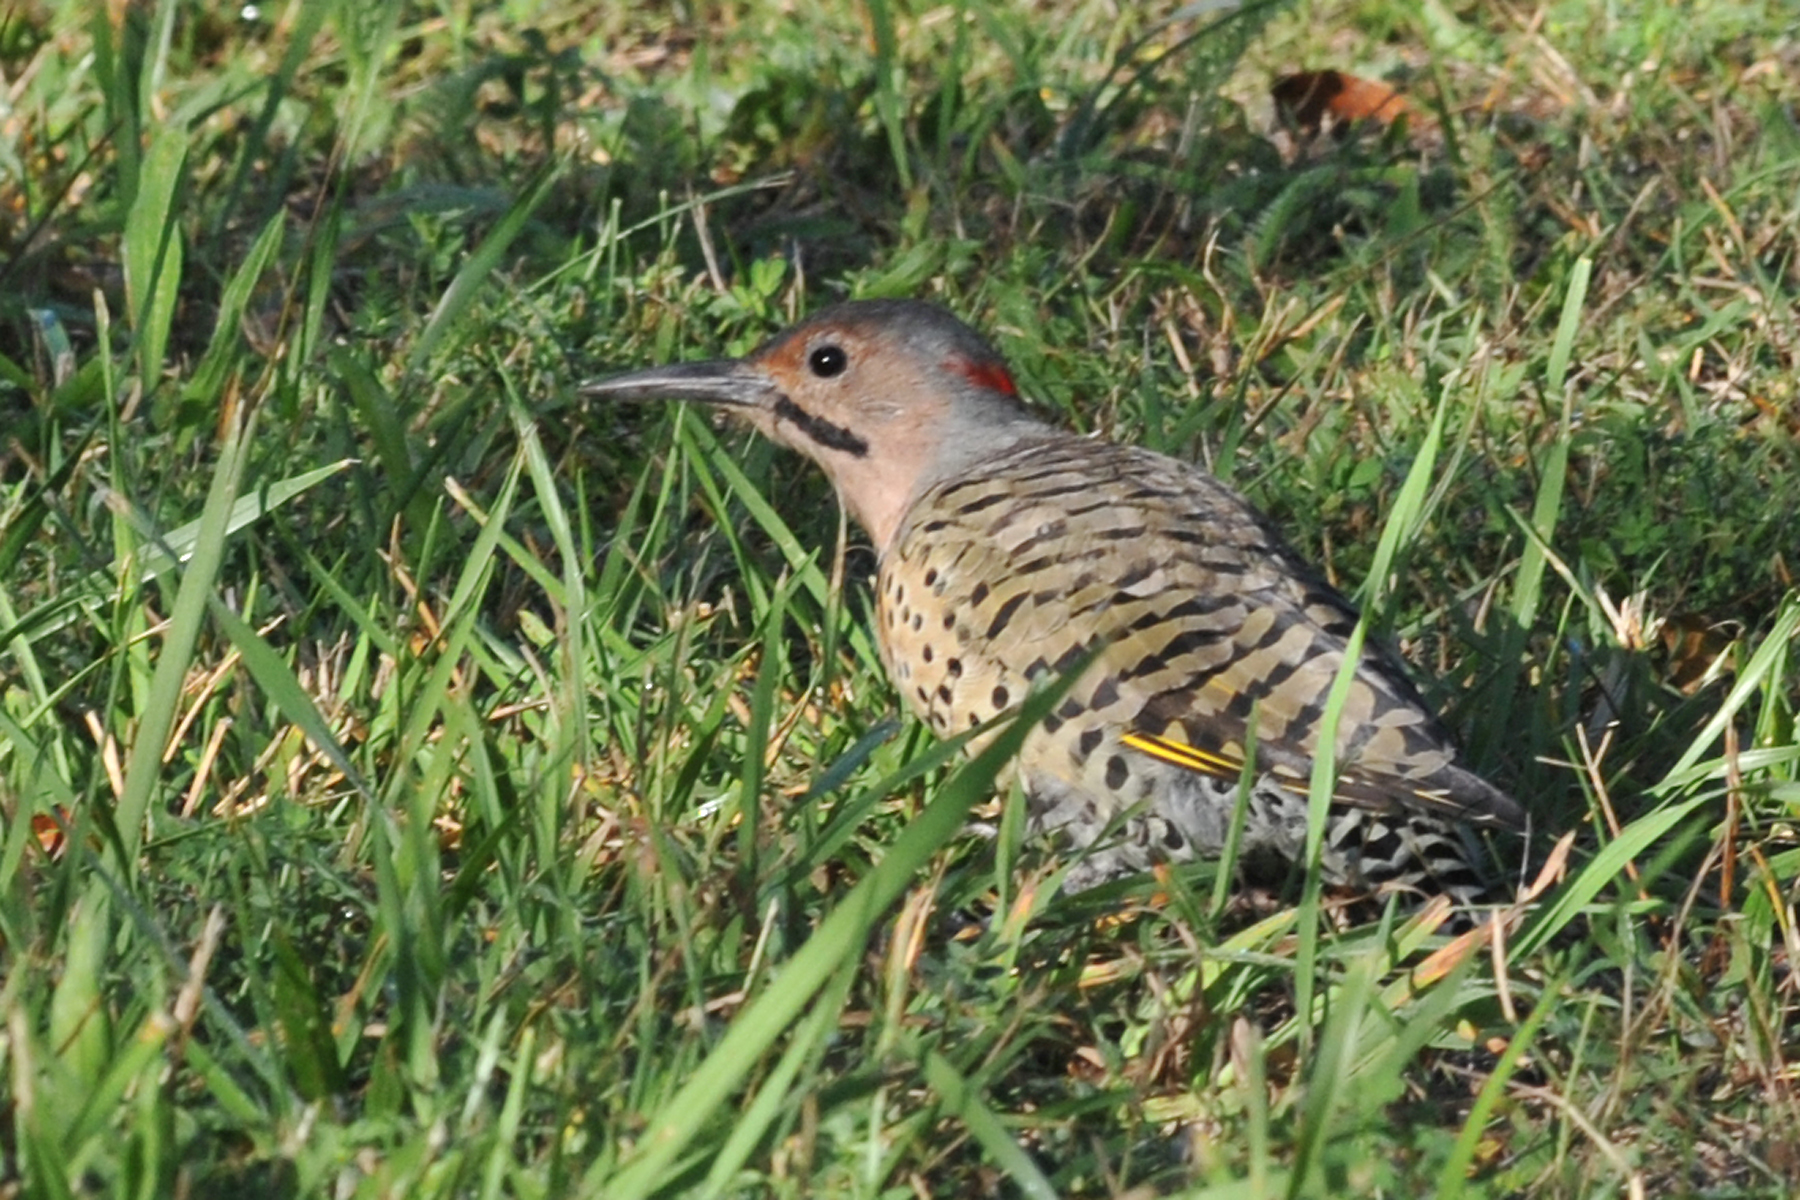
[33, 809, 72, 858]
[1273, 70, 1408, 137]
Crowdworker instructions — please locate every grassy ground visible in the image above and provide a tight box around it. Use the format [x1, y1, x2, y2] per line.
[2, 0, 1798, 1195]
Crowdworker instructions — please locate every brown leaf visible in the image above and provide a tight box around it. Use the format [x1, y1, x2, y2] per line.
[33, 809, 70, 859]
[1661, 614, 1736, 694]
[1272, 70, 1408, 137]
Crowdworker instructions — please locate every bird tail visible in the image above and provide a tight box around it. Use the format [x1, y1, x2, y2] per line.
[1321, 807, 1512, 909]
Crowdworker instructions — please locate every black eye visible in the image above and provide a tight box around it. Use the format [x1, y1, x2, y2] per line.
[808, 345, 848, 378]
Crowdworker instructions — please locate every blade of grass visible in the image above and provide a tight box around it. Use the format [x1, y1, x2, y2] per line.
[1658, 595, 1800, 787]
[922, 1048, 1059, 1200]
[1435, 972, 1564, 1200]
[676, 411, 880, 669]
[591, 666, 1085, 1200]
[334, 346, 438, 538]
[1288, 923, 1383, 1198]
[696, 955, 860, 1199]
[409, 164, 560, 371]
[478, 1024, 536, 1200]
[1510, 255, 1588, 630]
[122, 123, 186, 391]
[112, 408, 255, 864]
[183, 210, 284, 404]
[864, 0, 914, 193]
[1477, 257, 1588, 762]
[388, 452, 523, 779]
[512, 394, 591, 768]
[1297, 374, 1450, 1050]
[1513, 794, 1709, 957]
[203, 597, 373, 802]
[735, 578, 786, 896]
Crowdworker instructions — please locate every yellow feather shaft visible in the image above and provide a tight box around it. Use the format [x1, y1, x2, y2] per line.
[1119, 731, 1239, 777]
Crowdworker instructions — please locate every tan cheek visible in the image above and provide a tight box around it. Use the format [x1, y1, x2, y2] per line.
[735, 406, 781, 444]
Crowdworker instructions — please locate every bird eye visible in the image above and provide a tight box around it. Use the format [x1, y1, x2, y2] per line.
[808, 345, 848, 378]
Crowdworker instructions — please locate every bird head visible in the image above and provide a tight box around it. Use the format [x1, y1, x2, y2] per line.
[583, 300, 1044, 553]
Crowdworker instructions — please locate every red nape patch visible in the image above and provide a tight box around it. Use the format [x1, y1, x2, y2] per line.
[952, 357, 1018, 396]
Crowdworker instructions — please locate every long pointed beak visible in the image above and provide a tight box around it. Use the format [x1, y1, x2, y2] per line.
[579, 359, 781, 410]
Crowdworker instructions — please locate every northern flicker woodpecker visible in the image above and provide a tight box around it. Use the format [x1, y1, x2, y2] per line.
[585, 300, 1524, 902]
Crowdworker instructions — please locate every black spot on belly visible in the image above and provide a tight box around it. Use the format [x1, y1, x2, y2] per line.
[1104, 754, 1129, 790]
[1077, 728, 1104, 758]
[992, 685, 1010, 709]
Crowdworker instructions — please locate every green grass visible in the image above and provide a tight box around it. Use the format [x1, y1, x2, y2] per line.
[2, 0, 1799, 1195]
